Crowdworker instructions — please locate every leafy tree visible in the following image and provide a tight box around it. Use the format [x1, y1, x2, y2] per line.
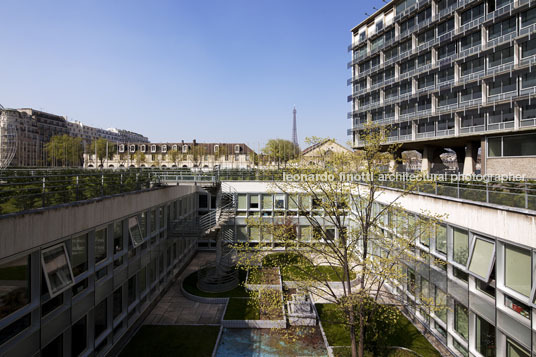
[45, 134, 84, 167]
[89, 138, 116, 166]
[168, 149, 180, 165]
[133, 151, 146, 166]
[236, 125, 446, 357]
[190, 145, 207, 168]
[262, 139, 300, 168]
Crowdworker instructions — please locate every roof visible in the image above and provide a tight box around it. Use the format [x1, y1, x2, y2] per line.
[302, 140, 351, 156]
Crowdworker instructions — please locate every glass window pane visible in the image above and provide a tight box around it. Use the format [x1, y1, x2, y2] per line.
[504, 245, 531, 296]
[42, 244, 74, 297]
[507, 338, 530, 357]
[249, 227, 260, 241]
[435, 286, 447, 322]
[113, 221, 123, 254]
[237, 194, 247, 210]
[453, 228, 469, 265]
[237, 226, 248, 242]
[503, 134, 536, 156]
[288, 195, 299, 210]
[95, 228, 107, 264]
[0, 256, 30, 319]
[488, 137, 502, 157]
[71, 234, 88, 277]
[113, 287, 122, 320]
[249, 195, 259, 209]
[262, 194, 273, 209]
[436, 224, 447, 254]
[468, 238, 495, 279]
[94, 299, 107, 339]
[476, 315, 495, 356]
[454, 301, 469, 340]
[128, 216, 144, 247]
[72, 315, 87, 357]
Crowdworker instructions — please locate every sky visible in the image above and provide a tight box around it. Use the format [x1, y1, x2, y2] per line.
[1, 0, 384, 151]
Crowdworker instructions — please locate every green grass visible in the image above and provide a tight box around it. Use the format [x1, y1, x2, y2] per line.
[316, 304, 440, 357]
[262, 253, 356, 282]
[182, 269, 249, 298]
[119, 325, 220, 357]
[223, 298, 259, 320]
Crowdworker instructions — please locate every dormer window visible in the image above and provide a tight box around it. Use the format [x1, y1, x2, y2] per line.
[151, 145, 157, 153]
[214, 145, 219, 153]
[172, 145, 178, 151]
[140, 144, 146, 153]
[161, 145, 167, 153]
[182, 145, 189, 153]
[129, 145, 136, 153]
[118, 144, 125, 153]
[234, 145, 241, 154]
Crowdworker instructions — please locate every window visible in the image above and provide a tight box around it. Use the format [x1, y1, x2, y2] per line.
[522, 71, 536, 88]
[505, 295, 530, 319]
[454, 301, 469, 340]
[438, 67, 454, 83]
[468, 237, 495, 280]
[71, 233, 88, 276]
[461, 57, 484, 76]
[0, 255, 30, 319]
[504, 134, 536, 156]
[521, 8, 536, 28]
[453, 267, 469, 282]
[400, 81, 412, 95]
[417, 29, 434, 46]
[72, 315, 87, 357]
[42, 334, 63, 357]
[437, 18, 454, 36]
[128, 276, 136, 305]
[488, 17, 516, 40]
[437, 115, 454, 131]
[400, 59, 415, 74]
[488, 106, 514, 124]
[396, 0, 417, 14]
[461, 3, 484, 25]
[489, 47, 514, 68]
[249, 227, 260, 241]
[435, 286, 447, 322]
[461, 111, 485, 128]
[113, 287, 123, 320]
[438, 42, 456, 59]
[461, 85, 481, 102]
[417, 7, 431, 24]
[182, 144, 188, 153]
[452, 228, 469, 266]
[438, 0, 456, 11]
[460, 31, 481, 51]
[476, 278, 496, 298]
[400, 17, 415, 34]
[418, 75, 434, 89]
[113, 221, 124, 255]
[399, 40, 412, 54]
[128, 216, 144, 247]
[95, 228, 107, 264]
[274, 194, 285, 209]
[506, 338, 530, 357]
[453, 338, 469, 357]
[417, 52, 432, 67]
[407, 268, 416, 295]
[325, 228, 336, 241]
[504, 244, 531, 296]
[438, 91, 457, 107]
[41, 244, 74, 297]
[94, 299, 108, 339]
[385, 46, 398, 61]
[522, 102, 536, 120]
[262, 194, 273, 209]
[250, 195, 259, 209]
[234, 145, 241, 153]
[237, 194, 247, 210]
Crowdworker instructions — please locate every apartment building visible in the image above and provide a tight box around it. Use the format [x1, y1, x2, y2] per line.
[348, 0, 536, 176]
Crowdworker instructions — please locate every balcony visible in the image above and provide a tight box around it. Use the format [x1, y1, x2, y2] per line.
[459, 124, 486, 134]
[487, 61, 515, 77]
[485, 31, 517, 50]
[456, 16, 485, 37]
[487, 90, 518, 103]
[457, 45, 482, 62]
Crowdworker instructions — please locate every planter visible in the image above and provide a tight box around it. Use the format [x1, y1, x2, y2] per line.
[180, 280, 230, 304]
[245, 267, 282, 291]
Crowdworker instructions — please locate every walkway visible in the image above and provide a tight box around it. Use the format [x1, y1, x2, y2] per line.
[144, 252, 226, 325]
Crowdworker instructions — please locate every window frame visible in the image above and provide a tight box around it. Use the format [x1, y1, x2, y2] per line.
[467, 235, 496, 281]
[128, 216, 144, 248]
[41, 243, 75, 298]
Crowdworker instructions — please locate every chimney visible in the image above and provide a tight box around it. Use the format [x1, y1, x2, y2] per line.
[193, 139, 196, 146]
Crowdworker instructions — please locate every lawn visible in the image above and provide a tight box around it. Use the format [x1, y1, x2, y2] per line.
[316, 304, 440, 357]
[182, 268, 249, 298]
[223, 298, 260, 320]
[120, 325, 220, 357]
[262, 253, 356, 282]
[247, 267, 280, 285]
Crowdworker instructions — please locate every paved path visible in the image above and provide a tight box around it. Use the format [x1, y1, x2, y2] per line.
[144, 252, 226, 325]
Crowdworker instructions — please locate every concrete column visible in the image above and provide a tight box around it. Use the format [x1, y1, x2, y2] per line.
[454, 147, 465, 174]
[380, 89, 385, 105]
[514, 42, 519, 65]
[481, 26, 487, 49]
[463, 142, 479, 175]
[514, 102, 520, 130]
[482, 81, 488, 105]
[454, 113, 461, 136]
[454, 62, 459, 82]
[432, 93, 437, 114]
[395, 64, 400, 80]
[480, 137, 486, 175]
[395, 104, 400, 121]
[421, 146, 432, 173]
[411, 121, 417, 141]
[389, 150, 402, 173]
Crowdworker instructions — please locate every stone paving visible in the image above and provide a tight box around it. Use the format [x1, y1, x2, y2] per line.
[143, 252, 226, 325]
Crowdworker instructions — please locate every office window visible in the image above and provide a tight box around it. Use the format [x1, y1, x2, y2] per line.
[454, 301, 469, 340]
[113, 287, 123, 320]
[249, 227, 260, 241]
[407, 268, 416, 295]
[468, 237, 495, 280]
[461, 112, 485, 128]
[438, 67, 454, 83]
[95, 228, 107, 264]
[521, 8, 536, 28]
[139, 211, 147, 235]
[437, 115, 454, 131]
[453, 228, 469, 266]
[438, 91, 457, 107]
[396, 0, 417, 14]
[72, 315, 87, 357]
[522, 71, 536, 89]
[0, 255, 30, 319]
[437, 18, 454, 36]
[262, 194, 273, 209]
[400, 59, 415, 74]
[274, 194, 285, 209]
[461, 31, 481, 51]
[489, 47, 514, 68]
[435, 286, 447, 322]
[71, 233, 88, 276]
[150, 209, 156, 232]
[453, 267, 469, 282]
[488, 17, 516, 40]
[359, 61, 370, 73]
[249, 195, 259, 209]
[113, 221, 124, 255]
[400, 17, 415, 34]
[418, 29, 434, 45]
[522, 102, 536, 120]
[128, 276, 136, 305]
[504, 244, 531, 296]
[385, 46, 399, 61]
[505, 295, 530, 319]
[94, 299, 108, 339]
[461, 57, 484, 76]
[461, 85, 481, 102]
[438, 42, 456, 59]
[400, 81, 412, 95]
[418, 75, 434, 90]
[418, 52, 432, 67]
[371, 72, 383, 85]
[476, 278, 496, 298]
[506, 338, 530, 357]
[504, 134, 536, 156]
[462, 3, 484, 25]
[42, 244, 74, 297]
[438, 0, 456, 11]
[128, 216, 143, 247]
[237, 226, 248, 242]
[399, 40, 412, 54]
[237, 194, 247, 210]
[453, 339, 469, 357]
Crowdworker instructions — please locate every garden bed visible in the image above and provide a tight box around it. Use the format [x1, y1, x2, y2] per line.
[222, 290, 286, 328]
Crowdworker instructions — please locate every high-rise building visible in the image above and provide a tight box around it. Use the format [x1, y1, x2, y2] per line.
[348, 0, 536, 177]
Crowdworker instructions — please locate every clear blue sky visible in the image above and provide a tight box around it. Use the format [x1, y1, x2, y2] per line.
[1, 0, 383, 151]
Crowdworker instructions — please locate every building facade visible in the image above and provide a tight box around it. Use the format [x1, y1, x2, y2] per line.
[348, 0, 536, 176]
[84, 141, 256, 170]
[0, 108, 148, 167]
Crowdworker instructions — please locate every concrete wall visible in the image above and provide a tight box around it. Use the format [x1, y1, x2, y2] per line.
[486, 157, 536, 178]
[0, 185, 197, 260]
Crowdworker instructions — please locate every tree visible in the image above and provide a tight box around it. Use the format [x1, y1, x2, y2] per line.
[168, 149, 179, 165]
[133, 151, 146, 167]
[190, 145, 207, 168]
[262, 139, 300, 169]
[236, 125, 445, 357]
[45, 134, 84, 167]
[90, 138, 115, 166]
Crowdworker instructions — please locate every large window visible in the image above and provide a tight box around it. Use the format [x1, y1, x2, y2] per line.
[461, 3, 484, 25]
[72, 315, 87, 357]
[94, 299, 108, 339]
[489, 17, 517, 40]
[438, 42, 456, 59]
[396, 0, 417, 13]
[249, 195, 259, 209]
[461, 31, 481, 51]
[454, 301, 469, 340]
[71, 233, 88, 276]
[262, 194, 273, 210]
[506, 339, 530, 357]
[113, 221, 124, 255]
[488, 134, 536, 157]
[489, 47, 514, 68]
[504, 244, 531, 296]
[0, 255, 30, 319]
[522, 71, 536, 89]
[461, 86, 481, 102]
[489, 76, 516, 96]
[435, 286, 447, 322]
[461, 57, 484, 76]
[95, 228, 107, 264]
[461, 112, 485, 128]
[521, 38, 536, 58]
[452, 228, 469, 266]
[521, 8, 536, 28]
[437, 18, 454, 36]
[418, 29, 434, 45]
[468, 237, 495, 280]
[42, 244, 74, 297]
[128, 216, 143, 247]
[237, 194, 247, 210]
